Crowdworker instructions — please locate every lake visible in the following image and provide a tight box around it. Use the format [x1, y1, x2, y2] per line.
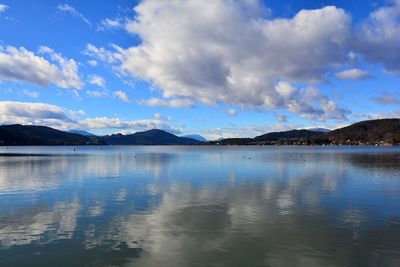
[0, 146, 400, 267]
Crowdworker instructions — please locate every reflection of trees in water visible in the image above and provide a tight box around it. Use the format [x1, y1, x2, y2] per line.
[0, 239, 141, 267]
[348, 153, 400, 173]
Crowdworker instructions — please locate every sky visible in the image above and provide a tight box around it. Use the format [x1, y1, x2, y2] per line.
[0, 0, 399, 139]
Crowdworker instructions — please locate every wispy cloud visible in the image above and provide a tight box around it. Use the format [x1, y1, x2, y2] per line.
[335, 68, 372, 80]
[140, 98, 194, 108]
[86, 90, 109, 98]
[98, 18, 125, 31]
[277, 115, 288, 123]
[83, 43, 122, 63]
[0, 3, 9, 13]
[57, 4, 91, 26]
[372, 93, 400, 105]
[21, 90, 39, 98]
[226, 109, 237, 116]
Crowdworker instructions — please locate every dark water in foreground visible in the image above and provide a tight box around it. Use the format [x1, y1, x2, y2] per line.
[0, 146, 400, 267]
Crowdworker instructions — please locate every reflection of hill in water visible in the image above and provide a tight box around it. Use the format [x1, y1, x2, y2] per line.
[348, 153, 400, 172]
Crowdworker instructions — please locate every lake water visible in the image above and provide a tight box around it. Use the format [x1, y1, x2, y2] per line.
[0, 146, 400, 267]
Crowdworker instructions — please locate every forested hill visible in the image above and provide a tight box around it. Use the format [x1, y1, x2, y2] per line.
[0, 124, 102, 145]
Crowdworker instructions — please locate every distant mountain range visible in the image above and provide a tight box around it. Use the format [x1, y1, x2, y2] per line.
[67, 129, 97, 137]
[181, 134, 208, 142]
[99, 129, 202, 145]
[305, 128, 331, 133]
[0, 119, 399, 146]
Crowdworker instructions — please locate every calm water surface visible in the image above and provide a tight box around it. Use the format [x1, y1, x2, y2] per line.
[0, 146, 400, 267]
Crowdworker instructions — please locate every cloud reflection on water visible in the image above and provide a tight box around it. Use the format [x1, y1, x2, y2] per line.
[0, 147, 399, 267]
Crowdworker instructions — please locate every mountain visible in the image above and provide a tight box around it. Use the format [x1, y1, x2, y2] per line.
[305, 128, 331, 133]
[312, 119, 400, 145]
[181, 134, 208, 142]
[209, 129, 324, 145]
[0, 124, 103, 145]
[1, 119, 399, 146]
[209, 138, 253, 145]
[254, 129, 325, 142]
[68, 130, 97, 137]
[100, 129, 203, 145]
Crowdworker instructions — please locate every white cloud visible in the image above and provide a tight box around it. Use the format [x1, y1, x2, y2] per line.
[227, 109, 237, 116]
[113, 90, 130, 102]
[140, 97, 194, 108]
[86, 90, 109, 98]
[372, 93, 400, 105]
[83, 43, 122, 64]
[88, 74, 105, 87]
[335, 68, 372, 80]
[117, 1, 350, 120]
[202, 123, 303, 140]
[0, 45, 83, 89]
[0, 4, 9, 13]
[0, 101, 181, 133]
[57, 4, 91, 26]
[355, 0, 400, 71]
[277, 115, 287, 123]
[98, 18, 124, 31]
[274, 82, 349, 121]
[355, 110, 400, 120]
[154, 113, 172, 121]
[21, 89, 39, 98]
[87, 60, 98, 66]
[0, 101, 76, 129]
[79, 117, 180, 134]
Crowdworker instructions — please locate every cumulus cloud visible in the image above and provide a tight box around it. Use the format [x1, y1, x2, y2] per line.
[113, 90, 130, 102]
[0, 101, 181, 133]
[273, 82, 349, 121]
[57, 4, 91, 26]
[88, 74, 105, 87]
[227, 109, 237, 116]
[113, 1, 350, 120]
[355, 0, 400, 71]
[372, 93, 400, 105]
[335, 68, 372, 80]
[0, 4, 8, 13]
[79, 117, 180, 134]
[0, 101, 76, 129]
[140, 98, 194, 108]
[0, 45, 83, 89]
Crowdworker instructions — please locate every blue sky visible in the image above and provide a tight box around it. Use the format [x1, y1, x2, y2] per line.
[0, 0, 399, 139]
